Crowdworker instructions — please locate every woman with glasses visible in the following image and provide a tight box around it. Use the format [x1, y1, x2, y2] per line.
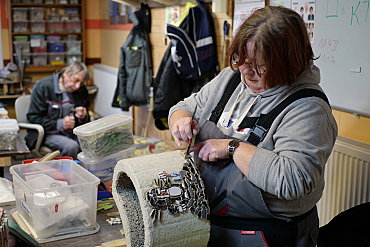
[169, 6, 337, 247]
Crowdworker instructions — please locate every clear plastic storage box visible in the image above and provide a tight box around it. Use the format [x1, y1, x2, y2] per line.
[13, 20, 28, 33]
[30, 35, 47, 53]
[73, 114, 134, 160]
[48, 52, 65, 65]
[67, 34, 77, 41]
[14, 41, 30, 54]
[0, 119, 19, 151]
[14, 53, 31, 66]
[65, 20, 81, 32]
[47, 20, 64, 32]
[66, 40, 81, 53]
[32, 52, 48, 65]
[9, 160, 100, 242]
[48, 41, 64, 52]
[77, 146, 136, 171]
[30, 20, 46, 33]
[12, 8, 28, 21]
[66, 52, 82, 64]
[29, 7, 46, 21]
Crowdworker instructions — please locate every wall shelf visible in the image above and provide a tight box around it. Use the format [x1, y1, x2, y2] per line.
[7, 0, 86, 72]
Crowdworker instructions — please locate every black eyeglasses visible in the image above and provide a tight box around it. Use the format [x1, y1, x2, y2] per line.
[231, 53, 266, 74]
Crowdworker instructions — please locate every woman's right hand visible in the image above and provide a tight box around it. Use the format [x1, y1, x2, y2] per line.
[171, 117, 200, 147]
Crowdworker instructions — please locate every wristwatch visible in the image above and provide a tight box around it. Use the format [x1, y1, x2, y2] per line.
[228, 139, 241, 159]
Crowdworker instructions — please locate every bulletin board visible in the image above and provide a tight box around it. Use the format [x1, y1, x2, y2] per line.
[312, 0, 370, 117]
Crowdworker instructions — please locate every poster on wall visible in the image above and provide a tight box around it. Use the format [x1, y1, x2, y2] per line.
[165, 6, 180, 25]
[233, 0, 265, 35]
[292, 0, 315, 43]
[270, 0, 292, 8]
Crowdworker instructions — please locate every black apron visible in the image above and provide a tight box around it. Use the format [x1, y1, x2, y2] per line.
[195, 120, 319, 247]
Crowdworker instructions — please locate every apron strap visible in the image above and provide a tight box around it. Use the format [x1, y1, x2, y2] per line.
[208, 74, 330, 147]
[247, 88, 330, 146]
[209, 72, 241, 124]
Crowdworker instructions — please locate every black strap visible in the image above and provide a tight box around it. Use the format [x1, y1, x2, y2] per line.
[209, 75, 331, 146]
[209, 72, 241, 123]
[209, 190, 227, 211]
[247, 88, 330, 146]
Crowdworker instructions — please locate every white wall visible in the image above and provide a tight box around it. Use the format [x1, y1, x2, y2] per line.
[93, 64, 132, 118]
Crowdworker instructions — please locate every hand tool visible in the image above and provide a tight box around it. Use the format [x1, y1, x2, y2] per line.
[222, 20, 230, 66]
[185, 105, 197, 158]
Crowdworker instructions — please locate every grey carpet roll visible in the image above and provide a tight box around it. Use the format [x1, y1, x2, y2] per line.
[112, 150, 210, 247]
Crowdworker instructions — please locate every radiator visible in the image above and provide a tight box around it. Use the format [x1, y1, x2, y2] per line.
[317, 135, 370, 227]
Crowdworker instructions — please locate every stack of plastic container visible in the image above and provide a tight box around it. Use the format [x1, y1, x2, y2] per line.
[11, 4, 83, 66]
[73, 114, 136, 193]
[47, 35, 65, 65]
[30, 34, 47, 66]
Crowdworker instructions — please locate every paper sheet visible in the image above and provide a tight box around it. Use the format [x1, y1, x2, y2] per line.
[233, 0, 265, 35]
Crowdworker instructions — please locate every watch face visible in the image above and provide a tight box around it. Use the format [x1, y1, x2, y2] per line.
[230, 140, 239, 147]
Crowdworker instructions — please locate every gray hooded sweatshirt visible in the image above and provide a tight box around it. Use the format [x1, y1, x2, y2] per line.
[169, 61, 338, 217]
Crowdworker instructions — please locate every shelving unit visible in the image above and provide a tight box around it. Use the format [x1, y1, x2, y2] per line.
[7, 0, 86, 73]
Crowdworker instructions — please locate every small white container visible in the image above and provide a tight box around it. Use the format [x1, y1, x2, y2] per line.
[10, 160, 100, 242]
[73, 114, 134, 160]
[78, 146, 136, 171]
[0, 119, 19, 151]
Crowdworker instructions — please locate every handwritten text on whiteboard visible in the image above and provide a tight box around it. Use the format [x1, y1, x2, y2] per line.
[317, 38, 339, 64]
[326, 0, 370, 25]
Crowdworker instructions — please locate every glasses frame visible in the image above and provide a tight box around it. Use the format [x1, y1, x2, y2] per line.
[231, 53, 266, 74]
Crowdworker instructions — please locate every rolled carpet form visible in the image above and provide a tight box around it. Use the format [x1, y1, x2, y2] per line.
[112, 150, 210, 247]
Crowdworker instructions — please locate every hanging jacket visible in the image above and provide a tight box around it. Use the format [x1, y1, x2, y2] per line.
[112, 3, 153, 111]
[152, 2, 216, 130]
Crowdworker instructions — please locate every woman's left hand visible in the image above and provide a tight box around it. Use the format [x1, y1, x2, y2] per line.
[190, 139, 230, 162]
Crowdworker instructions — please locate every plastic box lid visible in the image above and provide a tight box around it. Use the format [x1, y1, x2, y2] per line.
[10, 159, 100, 188]
[0, 119, 19, 132]
[77, 146, 136, 171]
[30, 34, 45, 40]
[73, 114, 133, 137]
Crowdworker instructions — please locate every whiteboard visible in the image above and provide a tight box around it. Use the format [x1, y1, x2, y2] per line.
[313, 0, 370, 117]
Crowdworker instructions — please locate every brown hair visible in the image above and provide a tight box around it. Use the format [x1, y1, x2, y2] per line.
[227, 6, 314, 89]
